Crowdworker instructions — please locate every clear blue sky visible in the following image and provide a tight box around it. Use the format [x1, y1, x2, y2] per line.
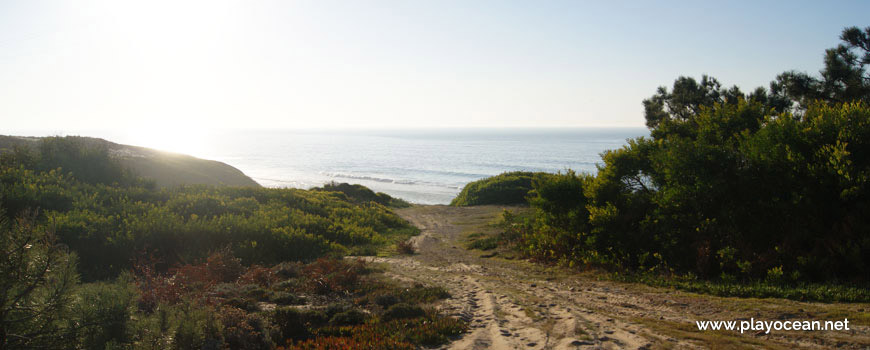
[1, 0, 868, 133]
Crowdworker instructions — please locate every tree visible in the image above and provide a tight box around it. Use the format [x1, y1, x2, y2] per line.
[642, 75, 791, 140]
[0, 211, 78, 350]
[644, 27, 870, 139]
[533, 26, 870, 280]
[773, 26, 870, 110]
[642, 75, 727, 131]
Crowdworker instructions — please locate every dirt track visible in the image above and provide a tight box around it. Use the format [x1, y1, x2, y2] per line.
[366, 205, 869, 349]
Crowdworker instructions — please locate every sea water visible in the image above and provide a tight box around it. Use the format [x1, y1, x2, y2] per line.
[192, 128, 648, 204]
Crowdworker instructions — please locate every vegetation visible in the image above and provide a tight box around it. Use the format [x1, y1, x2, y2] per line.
[0, 136, 463, 349]
[490, 27, 870, 298]
[0, 135, 260, 188]
[394, 240, 416, 255]
[0, 212, 79, 349]
[464, 232, 499, 251]
[313, 182, 410, 208]
[611, 273, 870, 303]
[1, 137, 418, 281]
[2, 252, 462, 350]
[450, 171, 549, 206]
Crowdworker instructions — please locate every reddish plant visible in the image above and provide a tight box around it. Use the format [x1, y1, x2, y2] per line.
[238, 265, 279, 288]
[133, 248, 247, 310]
[281, 336, 415, 350]
[303, 258, 366, 295]
[202, 247, 245, 283]
[170, 263, 217, 299]
[132, 250, 183, 311]
[279, 312, 466, 350]
[219, 306, 272, 349]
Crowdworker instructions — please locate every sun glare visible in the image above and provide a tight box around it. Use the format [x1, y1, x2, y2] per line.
[121, 127, 212, 158]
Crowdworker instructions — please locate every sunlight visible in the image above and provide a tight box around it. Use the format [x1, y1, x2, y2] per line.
[121, 126, 212, 158]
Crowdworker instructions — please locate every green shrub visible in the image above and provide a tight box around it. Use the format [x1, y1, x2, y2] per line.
[212, 282, 243, 297]
[492, 28, 870, 285]
[70, 275, 137, 349]
[504, 100, 870, 284]
[382, 303, 425, 321]
[400, 285, 451, 304]
[274, 262, 303, 279]
[374, 294, 399, 308]
[614, 272, 870, 302]
[238, 284, 269, 300]
[273, 307, 327, 341]
[452, 171, 551, 206]
[329, 309, 367, 326]
[36, 136, 131, 185]
[270, 291, 305, 305]
[1, 158, 417, 281]
[172, 305, 223, 350]
[225, 297, 260, 312]
[274, 278, 303, 292]
[466, 235, 499, 250]
[313, 182, 410, 208]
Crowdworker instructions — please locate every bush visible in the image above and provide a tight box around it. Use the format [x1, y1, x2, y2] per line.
[329, 309, 367, 326]
[172, 305, 223, 350]
[273, 262, 303, 279]
[237, 284, 269, 300]
[70, 275, 137, 349]
[382, 303, 425, 321]
[225, 297, 261, 313]
[274, 279, 303, 292]
[374, 294, 399, 308]
[239, 266, 279, 288]
[1, 152, 418, 282]
[273, 307, 328, 341]
[451, 172, 550, 206]
[202, 248, 246, 283]
[36, 136, 130, 185]
[401, 285, 451, 304]
[496, 29, 870, 285]
[219, 307, 275, 350]
[270, 291, 305, 305]
[466, 235, 499, 250]
[313, 182, 410, 208]
[505, 101, 870, 284]
[303, 258, 366, 295]
[395, 240, 415, 255]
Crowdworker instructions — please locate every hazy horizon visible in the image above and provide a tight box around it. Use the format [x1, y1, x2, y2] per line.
[2, 126, 648, 159]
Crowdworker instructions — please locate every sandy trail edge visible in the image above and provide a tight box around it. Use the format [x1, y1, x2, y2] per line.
[364, 205, 869, 350]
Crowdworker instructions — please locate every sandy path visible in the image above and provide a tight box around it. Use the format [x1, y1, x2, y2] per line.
[367, 205, 870, 350]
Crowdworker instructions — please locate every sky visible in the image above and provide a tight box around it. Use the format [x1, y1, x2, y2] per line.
[1, 0, 869, 135]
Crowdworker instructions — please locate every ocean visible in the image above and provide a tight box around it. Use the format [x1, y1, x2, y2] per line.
[187, 128, 649, 204]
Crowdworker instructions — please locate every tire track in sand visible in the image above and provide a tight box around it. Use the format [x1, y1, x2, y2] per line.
[367, 205, 870, 350]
